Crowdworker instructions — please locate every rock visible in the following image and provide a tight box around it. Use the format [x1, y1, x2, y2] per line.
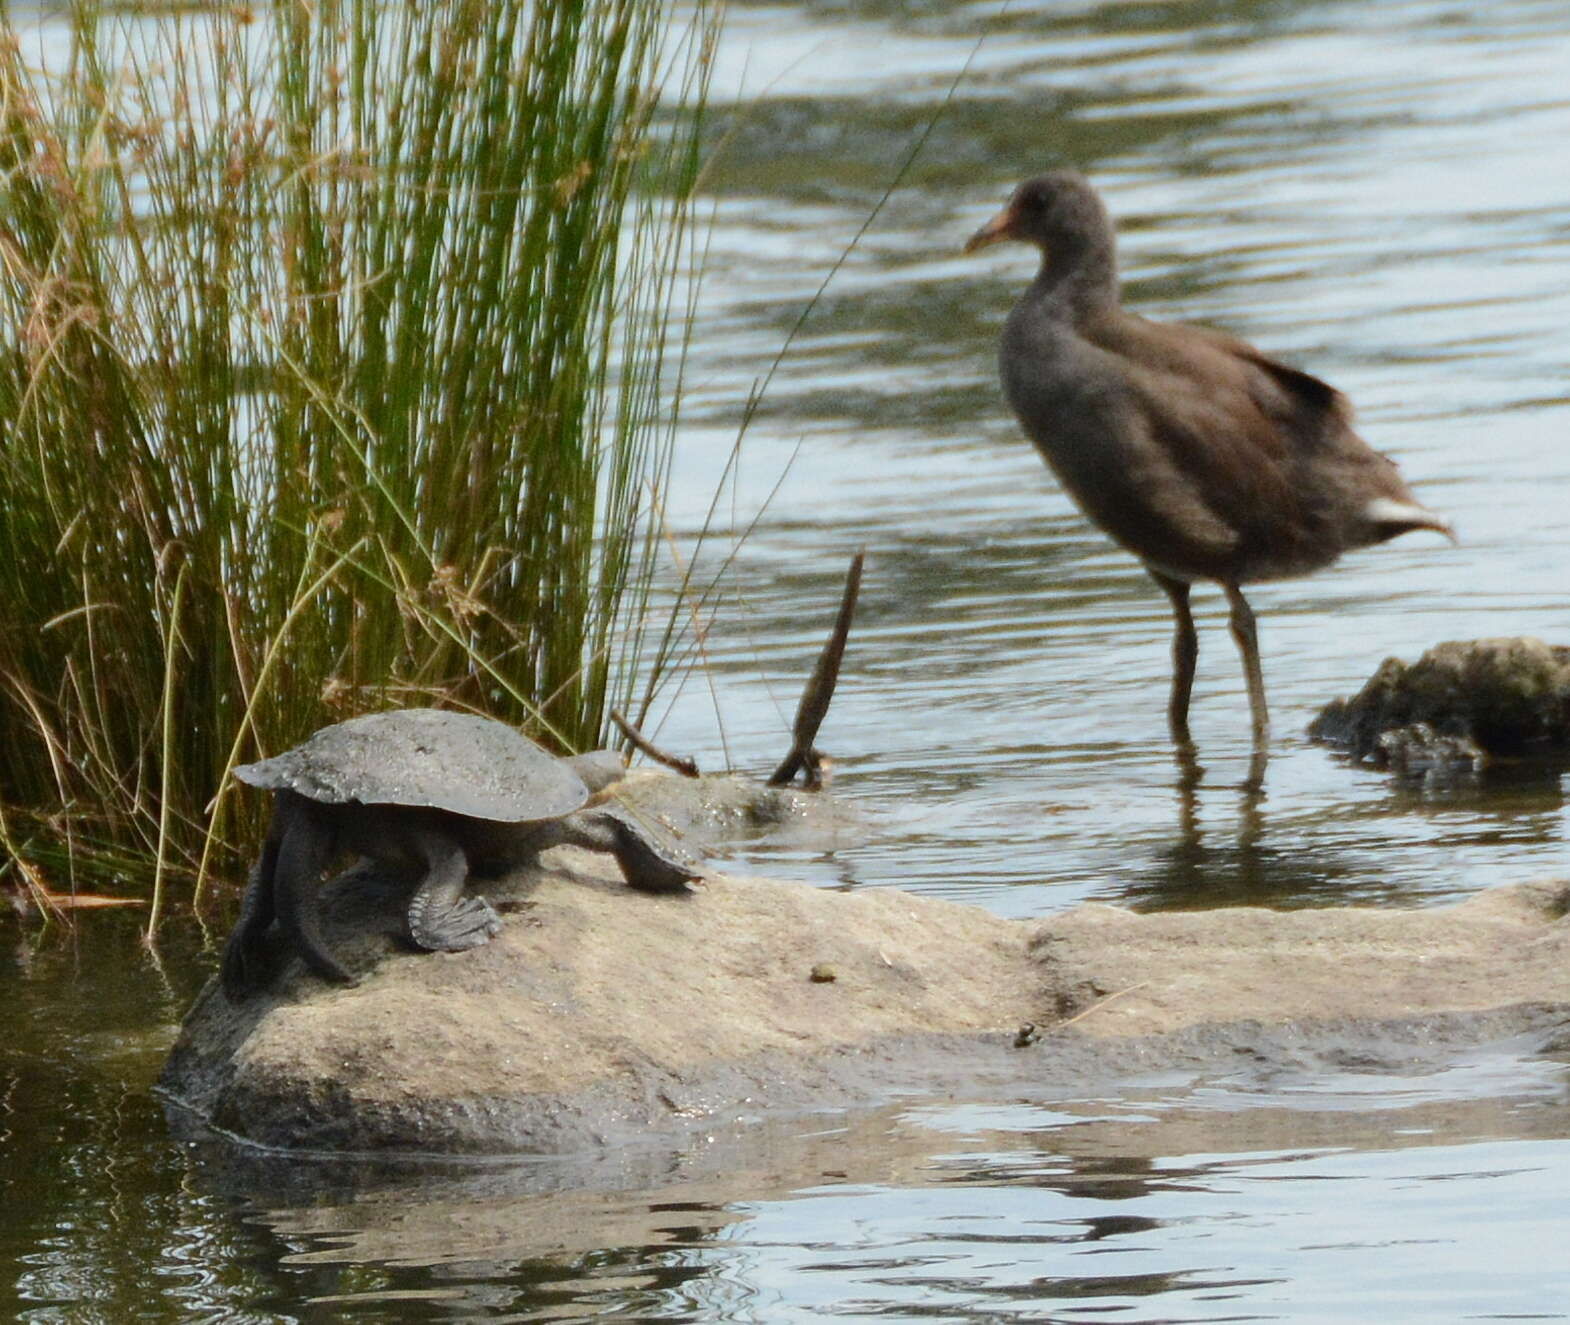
[599, 768, 866, 848]
[157, 842, 1570, 1156]
[1310, 637, 1570, 778]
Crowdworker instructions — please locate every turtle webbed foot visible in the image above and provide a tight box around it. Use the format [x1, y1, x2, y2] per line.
[405, 828, 503, 951]
[408, 894, 502, 952]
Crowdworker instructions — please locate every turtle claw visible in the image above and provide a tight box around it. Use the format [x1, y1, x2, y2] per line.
[220, 941, 264, 1003]
[409, 894, 502, 952]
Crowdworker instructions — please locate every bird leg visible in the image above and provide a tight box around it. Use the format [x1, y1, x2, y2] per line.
[1223, 583, 1270, 754]
[1149, 569, 1198, 748]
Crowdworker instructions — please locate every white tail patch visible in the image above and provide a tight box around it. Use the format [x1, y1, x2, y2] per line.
[1365, 497, 1456, 542]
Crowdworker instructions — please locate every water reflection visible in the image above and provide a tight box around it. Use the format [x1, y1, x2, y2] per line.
[169, 1036, 1570, 1320]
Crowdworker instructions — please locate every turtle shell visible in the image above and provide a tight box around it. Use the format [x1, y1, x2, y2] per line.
[233, 708, 588, 824]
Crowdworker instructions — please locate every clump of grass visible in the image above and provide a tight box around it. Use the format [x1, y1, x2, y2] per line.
[0, 0, 712, 914]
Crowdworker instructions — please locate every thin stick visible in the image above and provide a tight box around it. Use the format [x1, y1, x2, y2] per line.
[1053, 981, 1150, 1031]
[769, 551, 864, 788]
[611, 707, 700, 778]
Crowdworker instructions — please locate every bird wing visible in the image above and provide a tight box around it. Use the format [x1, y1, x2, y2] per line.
[1082, 312, 1365, 576]
[1168, 319, 1351, 430]
[1143, 321, 1448, 537]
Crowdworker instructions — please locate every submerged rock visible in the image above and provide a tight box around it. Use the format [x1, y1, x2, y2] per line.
[600, 768, 865, 847]
[1310, 637, 1570, 779]
[158, 837, 1570, 1155]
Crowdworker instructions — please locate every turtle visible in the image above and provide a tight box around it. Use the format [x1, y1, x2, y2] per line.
[219, 708, 700, 1000]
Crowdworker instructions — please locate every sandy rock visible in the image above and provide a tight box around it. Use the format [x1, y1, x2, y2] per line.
[1033, 880, 1570, 1036]
[1310, 637, 1570, 777]
[158, 844, 1570, 1156]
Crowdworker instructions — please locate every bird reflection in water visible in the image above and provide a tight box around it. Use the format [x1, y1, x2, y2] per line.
[1129, 745, 1277, 913]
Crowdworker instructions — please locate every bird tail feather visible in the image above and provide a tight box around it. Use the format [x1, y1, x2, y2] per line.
[1364, 496, 1456, 543]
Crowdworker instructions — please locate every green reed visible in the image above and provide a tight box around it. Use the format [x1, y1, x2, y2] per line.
[0, 0, 711, 912]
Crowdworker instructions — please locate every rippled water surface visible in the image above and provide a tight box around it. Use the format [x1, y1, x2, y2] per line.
[5, 0, 1570, 1319]
[655, 0, 1570, 915]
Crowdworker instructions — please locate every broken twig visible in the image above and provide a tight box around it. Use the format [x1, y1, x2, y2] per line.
[769, 550, 864, 790]
[1054, 981, 1150, 1031]
[611, 708, 701, 778]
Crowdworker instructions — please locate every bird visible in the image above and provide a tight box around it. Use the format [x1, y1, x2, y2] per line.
[964, 170, 1452, 757]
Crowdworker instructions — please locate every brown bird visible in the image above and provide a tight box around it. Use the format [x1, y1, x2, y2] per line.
[965, 170, 1452, 756]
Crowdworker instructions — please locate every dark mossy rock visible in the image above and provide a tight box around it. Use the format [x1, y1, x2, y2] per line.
[1310, 637, 1570, 777]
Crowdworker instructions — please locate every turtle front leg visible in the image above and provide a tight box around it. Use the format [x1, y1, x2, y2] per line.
[405, 829, 500, 952]
[556, 807, 702, 894]
[220, 813, 284, 1002]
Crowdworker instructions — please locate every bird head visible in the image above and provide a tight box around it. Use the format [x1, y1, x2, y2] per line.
[963, 170, 1113, 261]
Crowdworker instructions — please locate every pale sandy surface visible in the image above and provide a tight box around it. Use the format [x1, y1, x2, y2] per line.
[160, 850, 1570, 1154]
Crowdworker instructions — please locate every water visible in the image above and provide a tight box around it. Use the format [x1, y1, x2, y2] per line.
[6, 0, 1570, 1318]
[8, 917, 1570, 1321]
[653, 0, 1570, 914]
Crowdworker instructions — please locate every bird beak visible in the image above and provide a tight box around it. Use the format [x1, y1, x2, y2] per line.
[963, 204, 1019, 254]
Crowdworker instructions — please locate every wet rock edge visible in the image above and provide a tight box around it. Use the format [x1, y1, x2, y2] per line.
[158, 861, 1570, 1157]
